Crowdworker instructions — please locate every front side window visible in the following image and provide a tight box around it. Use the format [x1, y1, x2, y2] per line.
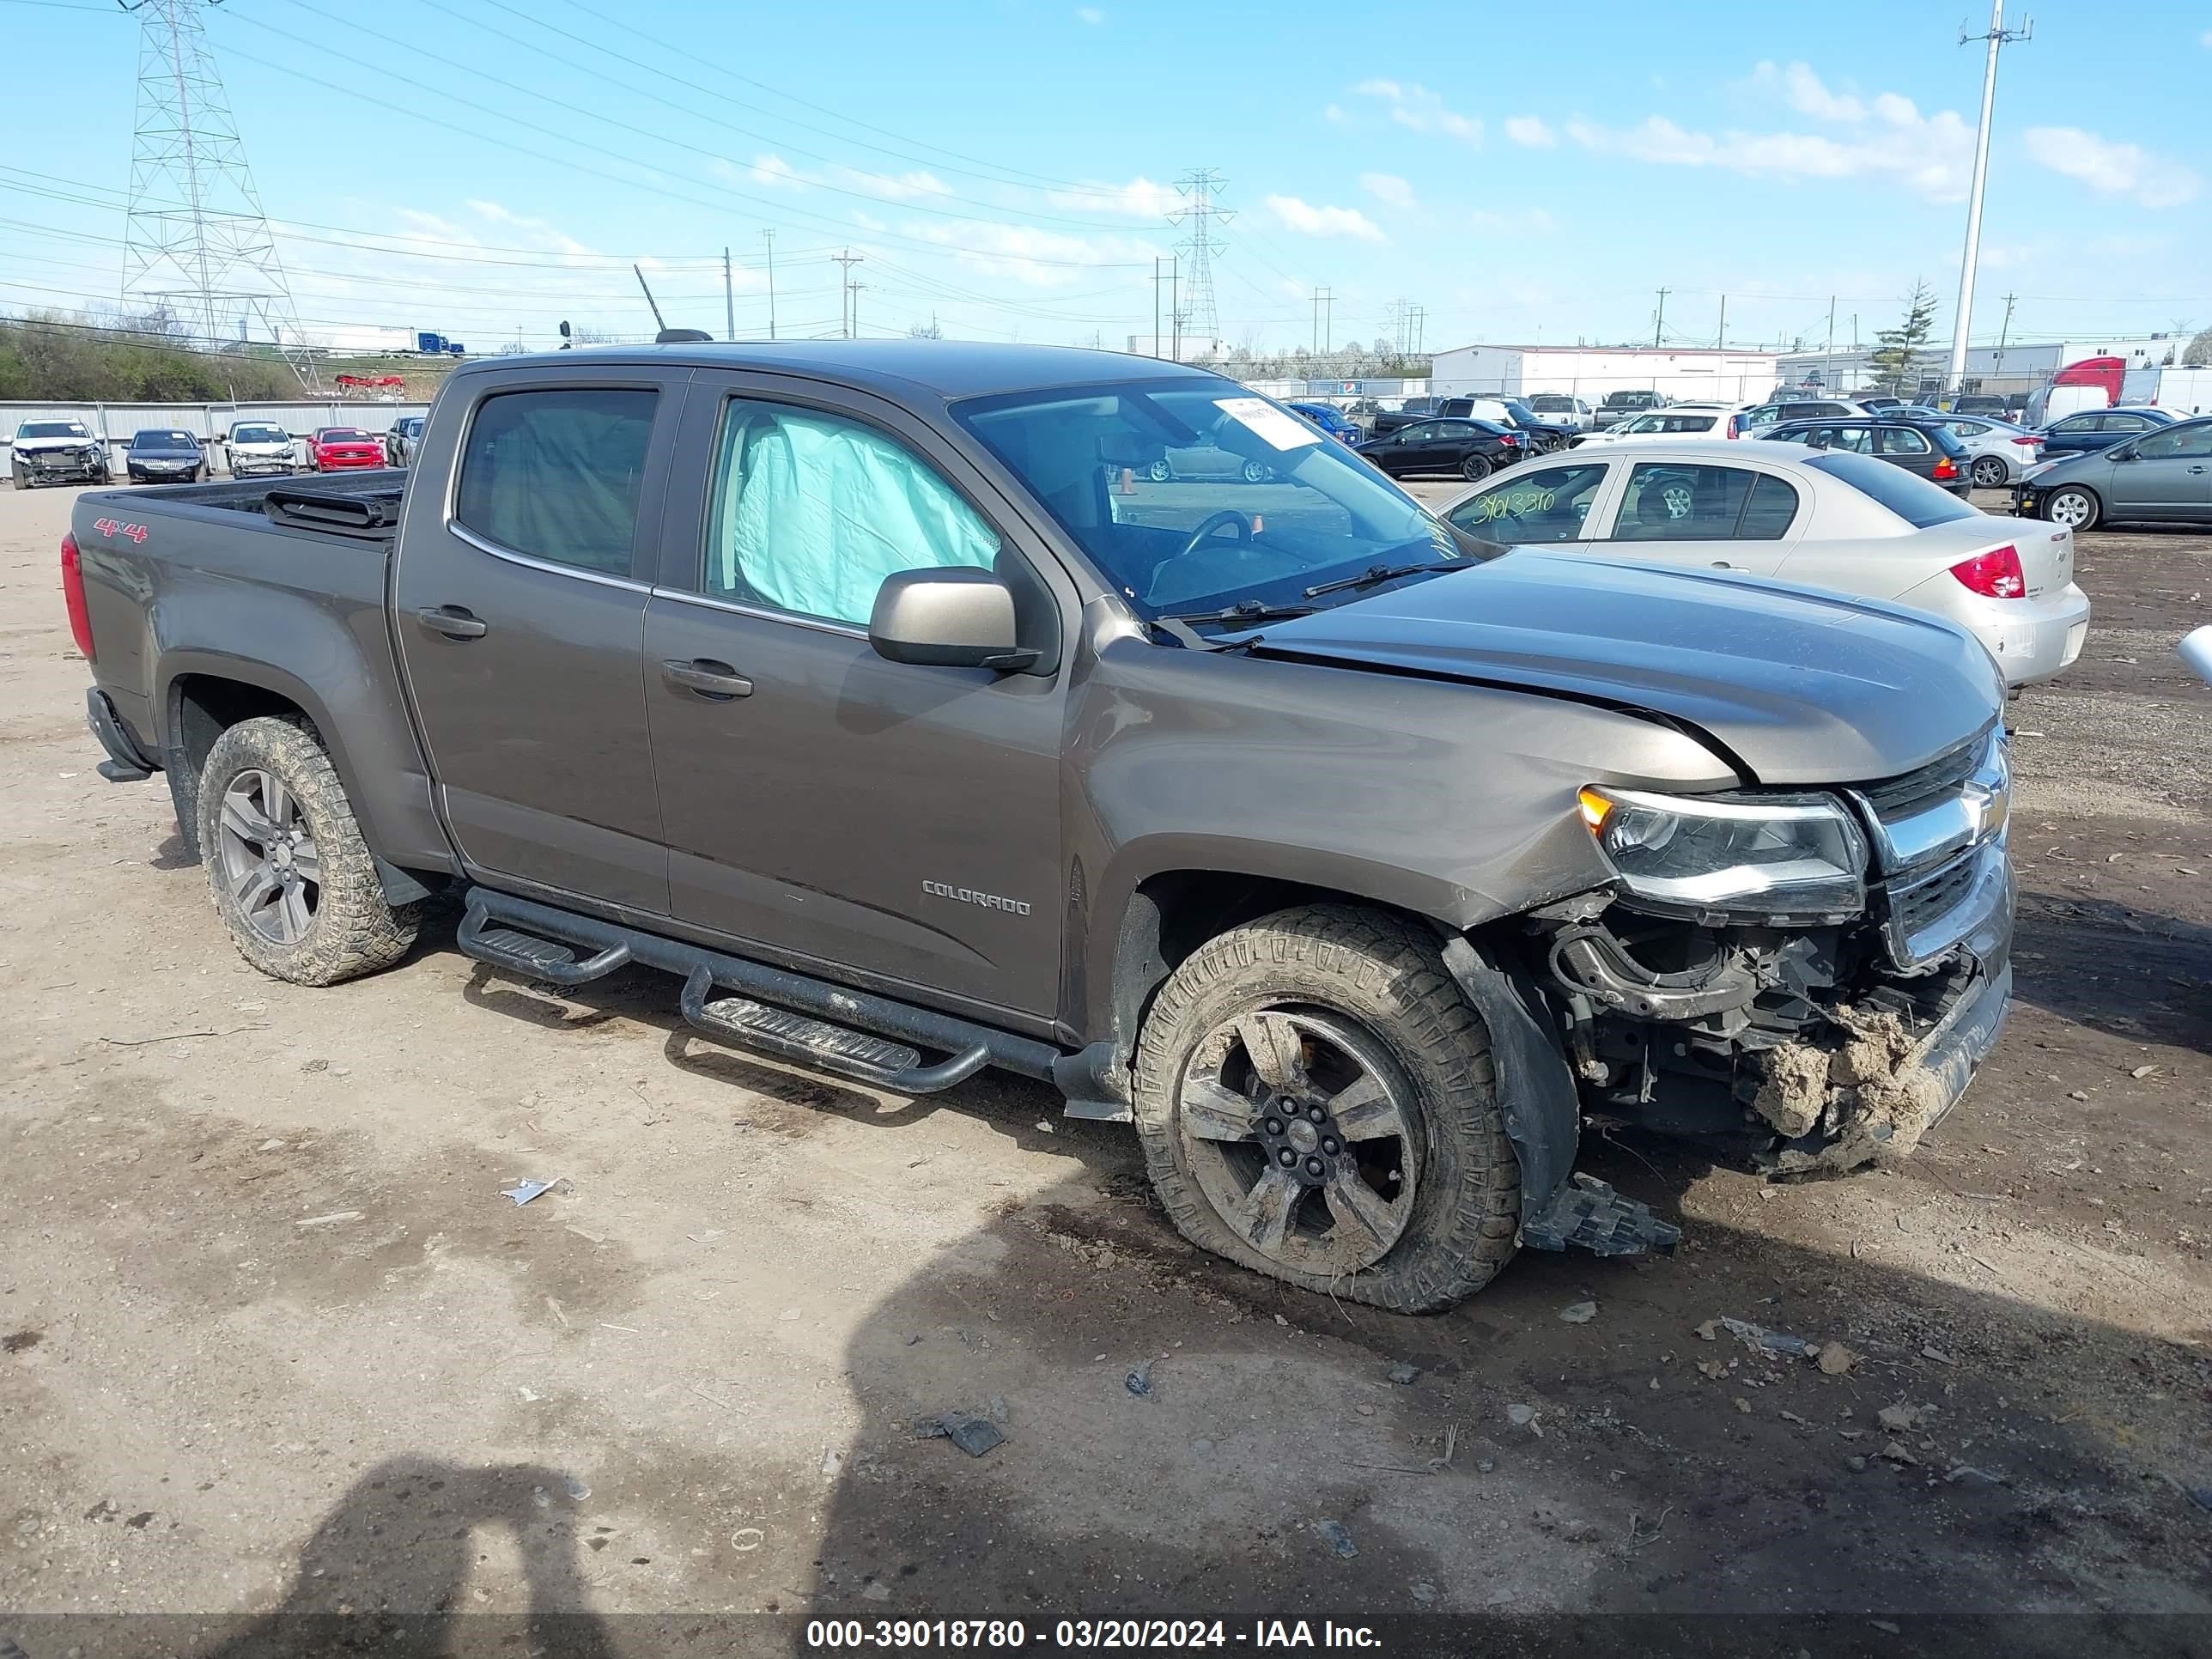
[1609, 464, 1759, 540]
[2134, 422, 2212, 459]
[454, 386, 657, 577]
[1446, 462, 1610, 543]
[957, 380, 1454, 617]
[2052, 416, 2096, 434]
[703, 399, 1000, 628]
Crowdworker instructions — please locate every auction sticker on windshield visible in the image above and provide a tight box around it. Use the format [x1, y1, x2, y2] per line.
[1214, 398, 1320, 451]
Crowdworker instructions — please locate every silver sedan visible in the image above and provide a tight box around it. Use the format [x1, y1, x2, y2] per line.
[1437, 438, 2090, 687]
[1915, 414, 2050, 488]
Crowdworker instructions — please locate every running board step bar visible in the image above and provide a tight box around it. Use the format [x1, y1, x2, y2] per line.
[458, 899, 631, 986]
[453, 886, 1059, 1097]
[678, 968, 990, 1094]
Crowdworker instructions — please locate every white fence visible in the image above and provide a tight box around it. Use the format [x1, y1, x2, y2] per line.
[3, 399, 431, 457]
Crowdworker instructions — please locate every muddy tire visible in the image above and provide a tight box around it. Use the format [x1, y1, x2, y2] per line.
[196, 716, 418, 987]
[1131, 905, 1520, 1313]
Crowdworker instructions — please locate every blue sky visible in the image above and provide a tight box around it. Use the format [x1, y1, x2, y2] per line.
[3, 0, 2209, 356]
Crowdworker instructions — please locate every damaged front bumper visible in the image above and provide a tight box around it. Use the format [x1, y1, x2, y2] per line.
[1528, 733, 2016, 1177]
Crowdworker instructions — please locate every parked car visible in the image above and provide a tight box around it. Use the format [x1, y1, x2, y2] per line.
[1146, 439, 1279, 483]
[1523, 392, 1595, 431]
[1597, 389, 1665, 423]
[1856, 395, 1907, 411]
[1355, 416, 1523, 480]
[1895, 413, 2047, 489]
[1284, 402, 1360, 444]
[1759, 416, 1972, 495]
[2034, 405, 2178, 460]
[64, 342, 2018, 1309]
[1368, 396, 1512, 441]
[222, 420, 298, 478]
[307, 427, 386, 472]
[1741, 397, 1868, 431]
[125, 429, 209, 484]
[1951, 395, 2008, 417]
[385, 415, 428, 467]
[1496, 399, 1575, 453]
[1571, 405, 1745, 447]
[1443, 440, 2087, 687]
[9, 418, 110, 488]
[2014, 414, 2212, 531]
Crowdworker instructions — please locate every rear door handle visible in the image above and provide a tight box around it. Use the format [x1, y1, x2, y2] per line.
[661, 658, 753, 699]
[415, 605, 487, 640]
[2190, 465, 2208, 474]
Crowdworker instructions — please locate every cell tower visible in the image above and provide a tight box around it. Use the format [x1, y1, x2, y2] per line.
[1168, 168, 1231, 346]
[119, 0, 314, 386]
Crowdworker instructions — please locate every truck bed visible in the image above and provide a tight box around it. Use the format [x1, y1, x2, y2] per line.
[116, 470, 408, 540]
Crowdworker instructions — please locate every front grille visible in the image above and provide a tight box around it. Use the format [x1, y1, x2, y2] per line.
[1890, 852, 1980, 939]
[1857, 732, 1987, 821]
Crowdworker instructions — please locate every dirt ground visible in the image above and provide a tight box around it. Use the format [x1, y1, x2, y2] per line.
[2, 478, 2209, 1657]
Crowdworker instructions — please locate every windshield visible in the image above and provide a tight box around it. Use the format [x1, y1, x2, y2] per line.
[133, 430, 196, 450]
[955, 380, 1461, 618]
[320, 428, 370, 441]
[232, 424, 286, 442]
[1807, 452, 1978, 528]
[21, 421, 91, 439]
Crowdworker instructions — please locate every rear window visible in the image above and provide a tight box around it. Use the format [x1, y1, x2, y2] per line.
[1807, 452, 1978, 527]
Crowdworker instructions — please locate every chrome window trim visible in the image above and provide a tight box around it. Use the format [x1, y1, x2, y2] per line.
[652, 585, 869, 641]
[446, 520, 648, 593]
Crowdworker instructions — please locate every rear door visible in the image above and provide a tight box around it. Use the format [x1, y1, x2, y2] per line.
[392, 367, 683, 912]
[1873, 423, 1938, 482]
[639, 370, 1074, 1022]
[1584, 459, 1803, 576]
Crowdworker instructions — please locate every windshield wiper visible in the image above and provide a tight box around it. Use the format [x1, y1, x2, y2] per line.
[1302, 558, 1466, 599]
[1147, 599, 1316, 652]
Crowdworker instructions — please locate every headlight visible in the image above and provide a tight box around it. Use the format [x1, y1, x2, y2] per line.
[1577, 786, 1869, 921]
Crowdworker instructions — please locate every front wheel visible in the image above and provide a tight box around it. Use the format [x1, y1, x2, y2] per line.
[9, 462, 29, 490]
[1460, 453, 1492, 482]
[1146, 459, 1173, 483]
[197, 716, 419, 987]
[1131, 906, 1521, 1312]
[1972, 455, 2007, 489]
[1240, 459, 1273, 483]
[2044, 485, 2100, 532]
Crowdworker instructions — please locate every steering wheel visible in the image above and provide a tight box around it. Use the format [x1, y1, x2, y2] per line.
[1171, 509, 1254, 562]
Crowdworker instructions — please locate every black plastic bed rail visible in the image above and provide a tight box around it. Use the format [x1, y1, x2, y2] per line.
[264, 484, 405, 538]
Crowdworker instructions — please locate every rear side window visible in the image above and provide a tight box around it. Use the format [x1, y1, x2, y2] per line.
[1875, 427, 1929, 455]
[455, 387, 658, 577]
[703, 398, 1000, 628]
[1737, 474, 1802, 538]
[1807, 452, 1977, 527]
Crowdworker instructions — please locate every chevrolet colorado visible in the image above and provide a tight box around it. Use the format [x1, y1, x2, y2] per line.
[67, 343, 2015, 1311]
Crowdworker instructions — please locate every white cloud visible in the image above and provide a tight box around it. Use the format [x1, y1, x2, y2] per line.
[912, 219, 1162, 288]
[1565, 64, 1977, 202]
[1503, 115, 1556, 149]
[1471, 207, 1555, 234]
[1265, 194, 1384, 241]
[1359, 172, 1416, 210]
[744, 154, 805, 191]
[2202, 27, 2211, 46]
[831, 164, 951, 201]
[1352, 79, 1480, 144]
[2024, 125, 2200, 208]
[1045, 174, 1181, 217]
[1075, 5, 1103, 21]
[1322, 103, 1351, 128]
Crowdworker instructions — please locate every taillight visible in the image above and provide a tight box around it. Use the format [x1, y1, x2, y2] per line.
[1725, 414, 1742, 438]
[2012, 435, 2043, 446]
[61, 531, 94, 659]
[1932, 455, 1959, 480]
[1951, 544, 2026, 599]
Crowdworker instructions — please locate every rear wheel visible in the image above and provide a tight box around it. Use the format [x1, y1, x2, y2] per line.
[1459, 453, 1492, 482]
[1240, 459, 1273, 483]
[197, 716, 419, 987]
[1131, 905, 1521, 1312]
[1146, 459, 1173, 483]
[2044, 485, 2100, 532]
[1971, 455, 2007, 488]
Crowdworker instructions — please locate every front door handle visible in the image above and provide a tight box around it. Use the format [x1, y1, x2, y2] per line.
[415, 605, 487, 640]
[661, 658, 753, 700]
[2190, 465, 2208, 474]
[1711, 560, 1739, 569]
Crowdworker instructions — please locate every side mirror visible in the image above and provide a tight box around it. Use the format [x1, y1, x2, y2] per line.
[2108, 445, 2137, 462]
[869, 568, 1036, 672]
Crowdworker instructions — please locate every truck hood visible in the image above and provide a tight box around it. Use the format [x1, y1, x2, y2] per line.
[1252, 551, 2002, 786]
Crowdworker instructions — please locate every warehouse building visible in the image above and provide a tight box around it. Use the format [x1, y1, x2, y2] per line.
[1428, 343, 1780, 404]
[1774, 334, 2191, 398]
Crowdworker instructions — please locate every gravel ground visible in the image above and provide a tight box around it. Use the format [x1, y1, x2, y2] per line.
[3, 478, 2209, 1656]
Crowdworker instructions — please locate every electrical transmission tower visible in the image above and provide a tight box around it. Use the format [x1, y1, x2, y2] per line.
[120, 0, 314, 386]
[1167, 168, 1231, 347]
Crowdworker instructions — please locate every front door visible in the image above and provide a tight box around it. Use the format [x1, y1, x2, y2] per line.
[640, 373, 1072, 1023]
[2106, 422, 2212, 519]
[1442, 458, 1615, 550]
[392, 371, 680, 913]
[1588, 459, 1802, 576]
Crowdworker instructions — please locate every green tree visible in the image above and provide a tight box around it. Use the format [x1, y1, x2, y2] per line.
[1867, 281, 1941, 396]
[2185, 325, 2212, 369]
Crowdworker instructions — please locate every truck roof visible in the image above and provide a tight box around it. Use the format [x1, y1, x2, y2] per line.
[453, 339, 1224, 402]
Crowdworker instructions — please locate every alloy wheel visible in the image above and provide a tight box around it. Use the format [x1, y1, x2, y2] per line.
[216, 770, 321, 945]
[2047, 489, 2094, 529]
[1175, 1007, 1419, 1274]
[1972, 456, 2006, 488]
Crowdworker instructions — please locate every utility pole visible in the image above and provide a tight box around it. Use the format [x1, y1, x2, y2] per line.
[1312, 287, 1331, 354]
[1152, 258, 1165, 356]
[723, 246, 734, 343]
[848, 282, 866, 339]
[1826, 295, 1836, 360]
[832, 247, 865, 339]
[1950, 0, 2033, 391]
[1717, 295, 1727, 351]
[763, 230, 778, 339]
[1992, 290, 2017, 380]
[1322, 288, 1332, 354]
[1169, 257, 1180, 362]
[1653, 287, 1669, 349]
